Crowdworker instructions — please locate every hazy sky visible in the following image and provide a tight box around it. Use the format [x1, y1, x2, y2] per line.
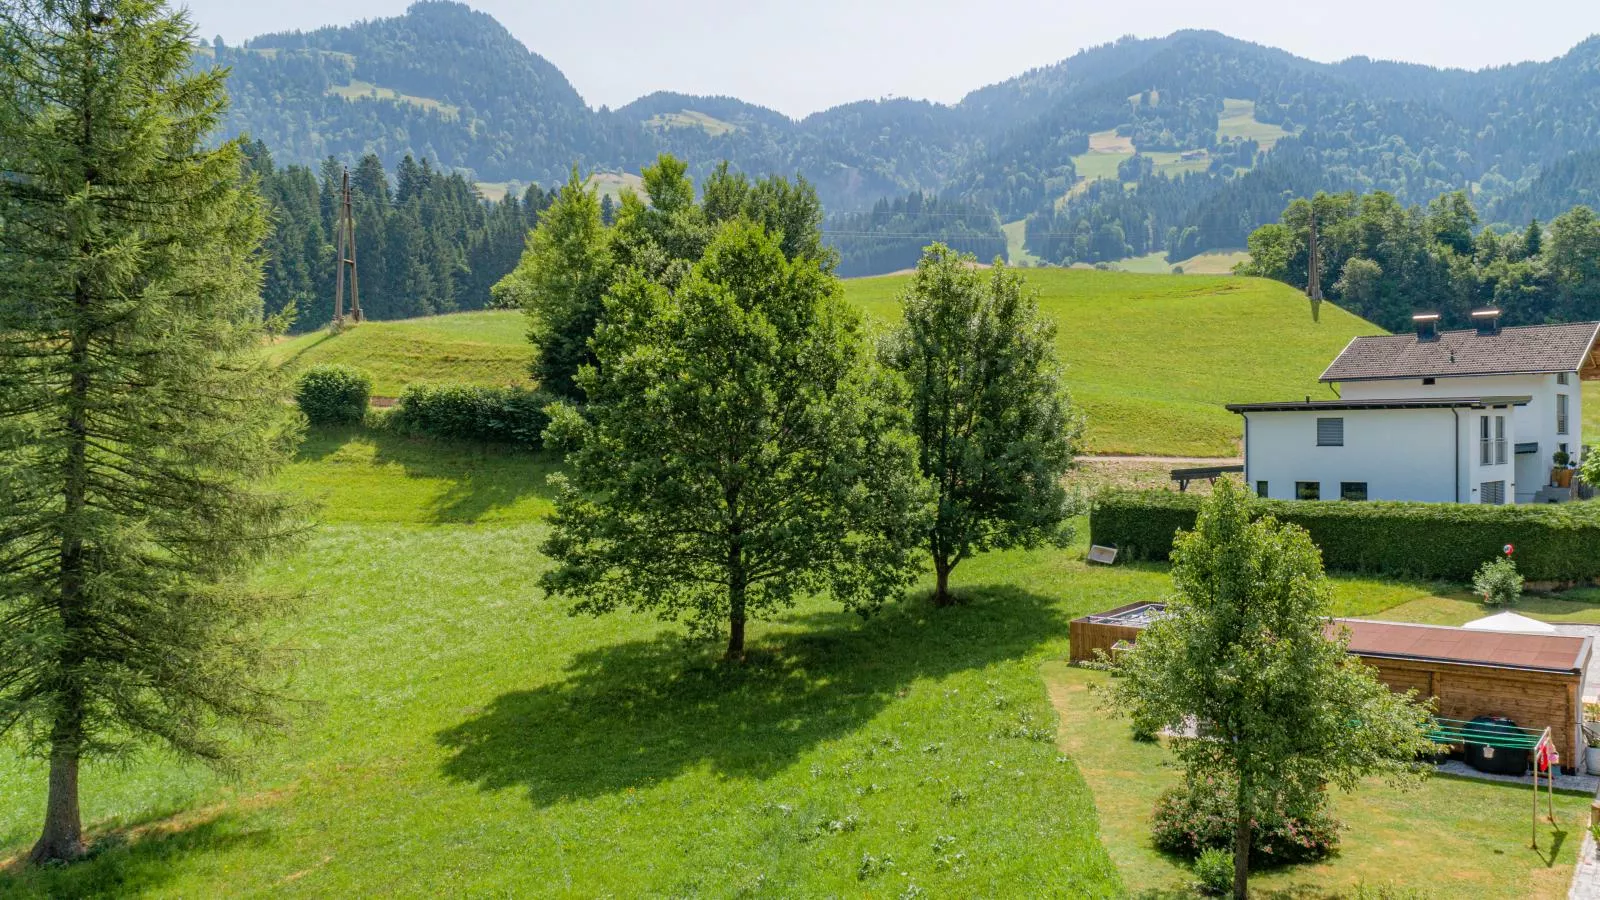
[179, 0, 1600, 118]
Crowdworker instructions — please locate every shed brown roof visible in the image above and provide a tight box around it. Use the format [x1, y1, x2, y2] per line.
[1329, 618, 1590, 674]
[1320, 322, 1600, 382]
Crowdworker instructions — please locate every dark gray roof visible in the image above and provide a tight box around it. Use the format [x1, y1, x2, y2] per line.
[1320, 322, 1600, 382]
[1227, 396, 1530, 414]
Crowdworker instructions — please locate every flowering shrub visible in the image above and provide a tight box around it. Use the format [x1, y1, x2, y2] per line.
[1150, 774, 1340, 866]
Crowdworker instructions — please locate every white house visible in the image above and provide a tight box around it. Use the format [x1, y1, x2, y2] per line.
[1228, 311, 1600, 504]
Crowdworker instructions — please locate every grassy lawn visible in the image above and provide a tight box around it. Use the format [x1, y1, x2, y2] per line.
[268, 312, 531, 397]
[645, 110, 741, 136]
[0, 429, 1132, 898]
[1047, 664, 1591, 899]
[0, 422, 1557, 895]
[1369, 590, 1600, 627]
[847, 268, 1382, 456]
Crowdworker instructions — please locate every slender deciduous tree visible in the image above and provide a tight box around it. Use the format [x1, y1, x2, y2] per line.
[0, 0, 307, 864]
[1106, 480, 1432, 899]
[492, 165, 614, 399]
[540, 221, 928, 659]
[882, 245, 1082, 605]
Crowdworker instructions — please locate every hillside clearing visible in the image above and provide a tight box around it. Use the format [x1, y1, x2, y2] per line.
[327, 80, 459, 118]
[1217, 98, 1294, 149]
[645, 110, 740, 136]
[1002, 219, 1041, 266]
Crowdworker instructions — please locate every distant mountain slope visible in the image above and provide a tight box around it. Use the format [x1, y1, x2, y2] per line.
[214, 2, 1600, 270]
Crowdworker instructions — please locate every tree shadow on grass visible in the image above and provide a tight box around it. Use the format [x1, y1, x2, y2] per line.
[0, 812, 268, 900]
[294, 425, 560, 524]
[435, 585, 1068, 806]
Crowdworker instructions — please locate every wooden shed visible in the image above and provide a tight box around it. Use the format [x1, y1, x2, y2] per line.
[1330, 619, 1591, 775]
[1069, 605, 1594, 774]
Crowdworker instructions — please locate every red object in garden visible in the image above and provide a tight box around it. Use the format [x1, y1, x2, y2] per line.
[1504, 544, 1515, 557]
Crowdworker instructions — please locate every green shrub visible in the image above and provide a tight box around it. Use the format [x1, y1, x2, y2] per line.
[391, 383, 557, 448]
[1192, 847, 1233, 895]
[1473, 556, 1524, 606]
[295, 364, 372, 426]
[1090, 489, 1600, 582]
[1150, 775, 1340, 866]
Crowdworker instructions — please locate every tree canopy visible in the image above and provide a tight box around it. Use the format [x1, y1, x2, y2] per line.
[539, 222, 928, 658]
[1106, 480, 1433, 898]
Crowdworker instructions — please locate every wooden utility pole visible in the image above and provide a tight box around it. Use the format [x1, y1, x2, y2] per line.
[1306, 207, 1323, 322]
[332, 168, 363, 326]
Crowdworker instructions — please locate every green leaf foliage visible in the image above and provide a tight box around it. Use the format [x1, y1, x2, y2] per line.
[0, 0, 310, 860]
[391, 383, 556, 448]
[1106, 480, 1434, 897]
[882, 245, 1083, 603]
[295, 364, 373, 426]
[539, 221, 930, 658]
[1091, 489, 1600, 582]
[492, 167, 614, 400]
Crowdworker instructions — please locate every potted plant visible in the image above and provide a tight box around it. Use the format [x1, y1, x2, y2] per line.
[1553, 450, 1573, 487]
[1586, 717, 1600, 773]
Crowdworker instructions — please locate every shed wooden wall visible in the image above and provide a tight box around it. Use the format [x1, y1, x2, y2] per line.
[1069, 619, 1144, 664]
[1355, 655, 1582, 773]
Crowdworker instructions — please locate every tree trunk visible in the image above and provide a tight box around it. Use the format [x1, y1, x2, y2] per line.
[726, 582, 746, 661]
[28, 716, 86, 864]
[1232, 773, 1253, 900]
[932, 552, 955, 607]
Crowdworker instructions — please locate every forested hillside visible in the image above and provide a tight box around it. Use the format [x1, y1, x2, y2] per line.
[214, 2, 1600, 278]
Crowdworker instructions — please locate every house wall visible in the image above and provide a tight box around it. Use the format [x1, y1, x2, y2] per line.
[1340, 372, 1581, 502]
[1242, 407, 1465, 503]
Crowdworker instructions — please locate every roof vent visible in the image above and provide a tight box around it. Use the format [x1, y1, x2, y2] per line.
[1472, 307, 1502, 335]
[1413, 311, 1441, 342]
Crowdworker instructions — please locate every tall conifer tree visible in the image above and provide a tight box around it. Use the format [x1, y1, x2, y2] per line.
[0, 0, 307, 864]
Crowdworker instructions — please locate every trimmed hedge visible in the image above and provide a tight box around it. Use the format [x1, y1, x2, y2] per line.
[296, 364, 372, 426]
[1090, 489, 1600, 582]
[391, 383, 556, 448]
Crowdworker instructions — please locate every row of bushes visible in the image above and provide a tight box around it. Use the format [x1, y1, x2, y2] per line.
[294, 365, 555, 449]
[1090, 489, 1600, 581]
[388, 383, 556, 449]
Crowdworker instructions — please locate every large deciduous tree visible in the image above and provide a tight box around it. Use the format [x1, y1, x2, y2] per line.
[0, 0, 307, 864]
[491, 166, 615, 399]
[882, 245, 1082, 606]
[540, 221, 928, 659]
[1107, 480, 1432, 899]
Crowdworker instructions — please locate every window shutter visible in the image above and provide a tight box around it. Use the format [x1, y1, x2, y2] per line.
[1316, 417, 1343, 446]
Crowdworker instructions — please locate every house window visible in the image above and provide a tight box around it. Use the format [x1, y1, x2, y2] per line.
[1340, 482, 1368, 501]
[1558, 394, 1570, 435]
[1559, 372, 1571, 385]
[1256, 480, 1269, 498]
[1316, 417, 1344, 447]
[1495, 415, 1507, 465]
[1423, 377, 1436, 386]
[1480, 416, 1492, 465]
[1480, 480, 1506, 505]
[1296, 481, 1321, 501]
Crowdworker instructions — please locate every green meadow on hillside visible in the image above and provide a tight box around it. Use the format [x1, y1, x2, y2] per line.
[847, 268, 1382, 456]
[267, 312, 531, 397]
[1, 426, 1582, 897]
[276, 270, 1378, 456]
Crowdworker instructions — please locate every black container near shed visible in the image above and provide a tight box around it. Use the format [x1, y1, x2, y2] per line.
[1462, 715, 1530, 775]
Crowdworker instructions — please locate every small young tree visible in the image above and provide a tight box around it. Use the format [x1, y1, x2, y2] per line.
[491, 166, 614, 399]
[881, 245, 1082, 605]
[1107, 480, 1433, 899]
[0, 0, 308, 864]
[540, 221, 928, 659]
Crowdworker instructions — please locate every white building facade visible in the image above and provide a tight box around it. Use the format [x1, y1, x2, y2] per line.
[1230, 315, 1600, 505]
